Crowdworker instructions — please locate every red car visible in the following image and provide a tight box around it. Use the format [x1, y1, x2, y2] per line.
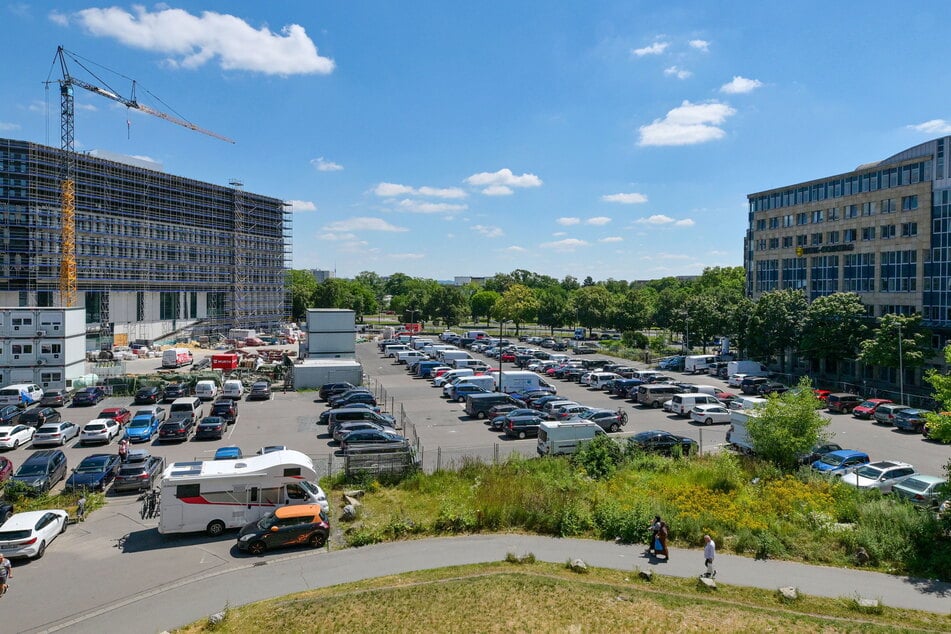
[98, 407, 132, 426]
[500, 352, 516, 362]
[852, 398, 893, 419]
[0, 456, 13, 482]
[814, 389, 831, 402]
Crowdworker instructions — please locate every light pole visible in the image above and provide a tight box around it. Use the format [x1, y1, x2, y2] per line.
[407, 309, 419, 352]
[897, 321, 904, 404]
[681, 309, 690, 354]
[498, 316, 505, 394]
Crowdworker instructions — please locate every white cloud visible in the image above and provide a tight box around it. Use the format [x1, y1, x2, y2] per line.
[374, 182, 466, 198]
[664, 66, 692, 80]
[540, 238, 590, 251]
[556, 217, 580, 226]
[76, 103, 98, 112]
[317, 232, 357, 241]
[675, 218, 696, 227]
[48, 11, 68, 26]
[689, 39, 710, 53]
[602, 192, 648, 204]
[311, 157, 343, 172]
[552, 231, 567, 237]
[504, 245, 527, 253]
[323, 217, 408, 232]
[396, 199, 467, 214]
[0, 122, 21, 131]
[632, 41, 669, 56]
[286, 199, 317, 212]
[599, 236, 623, 243]
[465, 168, 542, 195]
[472, 224, 504, 238]
[720, 76, 763, 94]
[339, 240, 373, 253]
[636, 214, 675, 225]
[586, 216, 612, 226]
[65, 6, 334, 75]
[638, 100, 736, 146]
[389, 253, 425, 260]
[909, 119, 951, 135]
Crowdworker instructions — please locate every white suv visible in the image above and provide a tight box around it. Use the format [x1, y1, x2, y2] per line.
[839, 461, 917, 492]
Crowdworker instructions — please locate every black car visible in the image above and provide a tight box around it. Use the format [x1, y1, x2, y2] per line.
[134, 385, 165, 404]
[195, 416, 227, 440]
[798, 442, 844, 465]
[73, 386, 106, 406]
[114, 454, 165, 493]
[329, 391, 376, 408]
[757, 381, 788, 396]
[19, 407, 62, 429]
[162, 384, 189, 402]
[39, 389, 73, 408]
[319, 382, 356, 402]
[0, 405, 22, 426]
[740, 377, 770, 395]
[11, 449, 68, 493]
[65, 453, 121, 492]
[247, 381, 272, 401]
[628, 430, 698, 456]
[339, 429, 408, 453]
[211, 399, 239, 424]
[503, 413, 545, 439]
[158, 419, 194, 442]
[236, 505, 329, 555]
[491, 408, 543, 431]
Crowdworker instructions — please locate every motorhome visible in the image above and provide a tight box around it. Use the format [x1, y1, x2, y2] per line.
[537, 420, 604, 456]
[157, 450, 328, 536]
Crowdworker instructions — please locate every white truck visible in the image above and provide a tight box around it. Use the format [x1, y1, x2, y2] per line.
[727, 360, 769, 377]
[490, 370, 556, 395]
[158, 450, 329, 536]
[537, 420, 605, 455]
[726, 409, 759, 454]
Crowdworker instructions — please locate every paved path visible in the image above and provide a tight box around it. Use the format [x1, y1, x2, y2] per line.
[26, 535, 951, 633]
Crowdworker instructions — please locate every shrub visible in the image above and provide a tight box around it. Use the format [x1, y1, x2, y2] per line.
[622, 331, 648, 349]
[572, 435, 624, 480]
[923, 412, 951, 444]
[557, 501, 594, 537]
[345, 525, 384, 547]
[592, 498, 654, 543]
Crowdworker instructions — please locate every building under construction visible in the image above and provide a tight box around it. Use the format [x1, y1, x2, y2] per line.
[0, 137, 291, 348]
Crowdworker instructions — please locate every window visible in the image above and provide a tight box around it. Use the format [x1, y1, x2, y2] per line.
[902, 195, 919, 211]
[176, 484, 200, 499]
[796, 212, 808, 225]
[796, 234, 807, 247]
[827, 230, 840, 244]
[862, 201, 876, 216]
[827, 207, 838, 221]
[844, 253, 875, 292]
[881, 198, 895, 214]
[159, 292, 180, 321]
[782, 236, 793, 248]
[881, 224, 896, 239]
[12, 343, 33, 355]
[812, 209, 824, 223]
[783, 214, 793, 227]
[768, 217, 779, 229]
[781, 257, 807, 290]
[755, 259, 779, 293]
[880, 250, 917, 292]
[40, 343, 62, 354]
[768, 237, 779, 249]
[844, 204, 858, 218]
[811, 232, 823, 246]
[901, 222, 918, 237]
[810, 255, 839, 299]
[843, 229, 857, 242]
[756, 219, 766, 231]
[282, 467, 302, 478]
[136, 292, 145, 322]
[862, 227, 876, 241]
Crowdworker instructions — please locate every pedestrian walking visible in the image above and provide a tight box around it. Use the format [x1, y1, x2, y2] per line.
[0, 553, 12, 597]
[77, 495, 87, 522]
[118, 437, 129, 462]
[702, 534, 716, 578]
[657, 520, 670, 560]
[647, 515, 662, 555]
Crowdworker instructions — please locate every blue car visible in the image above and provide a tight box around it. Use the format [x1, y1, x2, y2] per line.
[214, 446, 243, 460]
[811, 449, 870, 475]
[125, 413, 159, 442]
[65, 453, 121, 492]
[73, 386, 106, 406]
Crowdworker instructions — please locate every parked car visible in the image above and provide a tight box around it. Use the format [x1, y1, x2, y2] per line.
[318, 382, 356, 402]
[236, 504, 329, 556]
[339, 429, 409, 453]
[247, 381, 272, 401]
[19, 407, 62, 428]
[573, 408, 626, 432]
[65, 453, 121, 492]
[39, 389, 72, 408]
[502, 412, 546, 439]
[98, 407, 132, 426]
[627, 430, 698, 456]
[211, 399, 239, 425]
[0, 510, 69, 559]
[11, 449, 68, 492]
[811, 449, 870, 475]
[73, 386, 106, 406]
[195, 416, 228, 440]
[840, 461, 917, 492]
[214, 446, 243, 460]
[133, 406, 166, 425]
[33, 421, 80, 447]
[329, 391, 377, 408]
[851, 398, 893, 420]
[0, 405, 22, 426]
[740, 377, 770, 395]
[690, 404, 732, 426]
[826, 393, 863, 414]
[872, 403, 911, 426]
[162, 383, 189, 402]
[256, 445, 286, 455]
[892, 474, 948, 509]
[134, 386, 165, 405]
[0, 456, 12, 483]
[158, 419, 194, 442]
[333, 421, 396, 444]
[0, 424, 35, 450]
[756, 381, 788, 396]
[79, 419, 121, 445]
[113, 453, 165, 493]
[125, 412, 160, 443]
[797, 442, 843, 465]
[893, 408, 930, 433]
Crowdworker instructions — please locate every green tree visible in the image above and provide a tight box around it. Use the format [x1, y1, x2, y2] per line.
[536, 288, 571, 334]
[746, 289, 808, 374]
[746, 377, 829, 471]
[560, 275, 580, 292]
[571, 434, 623, 479]
[382, 272, 413, 297]
[492, 284, 539, 335]
[483, 273, 515, 293]
[285, 269, 318, 320]
[925, 345, 951, 444]
[571, 285, 612, 337]
[470, 290, 501, 325]
[609, 288, 651, 333]
[800, 293, 868, 377]
[426, 285, 468, 327]
[859, 313, 932, 371]
[354, 271, 384, 299]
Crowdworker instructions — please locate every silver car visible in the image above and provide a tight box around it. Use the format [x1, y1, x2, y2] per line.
[892, 475, 948, 509]
[33, 422, 80, 447]
[333, 420, 395, 444]
[135, 405, 168, 424]
[80, 418, 121, 445]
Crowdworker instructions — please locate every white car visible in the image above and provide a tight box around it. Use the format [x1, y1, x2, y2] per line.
[839, 461, 917, 492]
[136, 405, 168, 424]
[0, 510, 69, 559]
[690, 404, 733, 426]
[33, 421, 80, 447]
[0, 424, 36, 449]
[662, 399, 676, 413]
[727, 373, 748, 388]
[80, 418, 121, 445]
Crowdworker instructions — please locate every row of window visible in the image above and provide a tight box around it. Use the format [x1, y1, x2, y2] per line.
[754, 223, 919, 251]
[756, 196, 919, 231]
[754, 250, 918, 294]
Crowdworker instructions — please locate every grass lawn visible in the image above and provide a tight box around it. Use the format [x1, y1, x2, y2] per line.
[175, 560, 951, 633]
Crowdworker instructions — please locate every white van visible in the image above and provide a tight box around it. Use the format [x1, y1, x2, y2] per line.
[684, 355, 718, 374]
[537, 420, 605, 456]
[490, 370, 556, 395]
[162, 348, 194, 369]
[447, 375, 495, 399]
[726, 409, 758, 454]
[396, 350, 426, 364]
[433, 368, 474, 387]
[452, 358, 488, 371]
[729, 396, 768, 411]
[0, 383, 44, 408]
[588, 372, 619, 390]
[669, 393, 722, 416]
[383, 344, 411, 358]
[221, 379, 243, 400]
[194, 380, 219, 401]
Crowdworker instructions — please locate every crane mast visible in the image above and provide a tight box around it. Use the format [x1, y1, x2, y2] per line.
[53, 46, 234, 307]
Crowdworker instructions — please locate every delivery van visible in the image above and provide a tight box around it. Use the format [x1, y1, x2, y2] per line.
[162, 348, 194, 369]
[537, 420, 604, 456]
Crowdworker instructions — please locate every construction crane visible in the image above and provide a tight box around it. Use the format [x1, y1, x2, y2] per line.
[52, 45, 234, 307]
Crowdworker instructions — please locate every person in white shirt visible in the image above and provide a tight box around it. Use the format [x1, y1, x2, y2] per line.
[703, 534, 716, 578]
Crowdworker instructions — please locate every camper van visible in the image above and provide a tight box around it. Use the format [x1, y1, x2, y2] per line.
[158, 450, 329, 536]
[537, 420, 605, 456]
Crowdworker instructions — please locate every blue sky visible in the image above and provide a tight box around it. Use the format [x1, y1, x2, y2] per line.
[3, 2, 950, 280]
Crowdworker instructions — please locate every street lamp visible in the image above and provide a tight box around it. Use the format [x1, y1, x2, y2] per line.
[498, 317, 506, 394]
[897, 321, 904, 404]
[680, 309, 690, 354]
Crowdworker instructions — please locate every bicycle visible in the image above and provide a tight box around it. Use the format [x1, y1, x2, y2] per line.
[141, 489, 160, 520]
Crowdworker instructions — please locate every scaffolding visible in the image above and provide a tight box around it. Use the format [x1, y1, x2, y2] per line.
[0, 138, 290, 335]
